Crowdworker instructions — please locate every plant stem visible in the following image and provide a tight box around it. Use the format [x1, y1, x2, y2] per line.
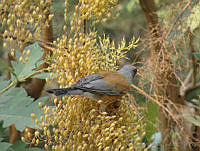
[0, 69, 45, 95]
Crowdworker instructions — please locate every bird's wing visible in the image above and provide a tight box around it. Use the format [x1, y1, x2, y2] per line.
[72, 74, 101, 87]
[72, 73, 127, 95]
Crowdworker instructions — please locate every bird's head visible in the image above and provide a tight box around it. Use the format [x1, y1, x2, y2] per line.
[117, 64, 137, 83]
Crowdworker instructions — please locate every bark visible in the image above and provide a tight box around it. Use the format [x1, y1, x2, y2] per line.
[9, 124, 21, 144]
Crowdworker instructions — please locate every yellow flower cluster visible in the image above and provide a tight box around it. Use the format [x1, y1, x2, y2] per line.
[0, 0, 53, 55]
[64, 0, 119, 34]
[79, 0, 119, 24]
[32, 98, 151, 151]
[32, 30, 147, 150]
[18, 0, 148, 150]
[49, 32, 138, 89]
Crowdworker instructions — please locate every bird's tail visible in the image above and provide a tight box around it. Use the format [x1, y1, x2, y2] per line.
[46, 88, 83, 96]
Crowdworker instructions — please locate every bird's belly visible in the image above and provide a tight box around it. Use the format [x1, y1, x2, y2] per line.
[82, 92, 99, 100]
[97, 95, 123, 105]
[82, 92, 123, 105]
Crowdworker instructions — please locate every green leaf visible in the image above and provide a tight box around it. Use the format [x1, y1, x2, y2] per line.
[33, 72, 51, 79]
[0, 121, 7, 139]
[183, 115, 200, 126]
[11, 43, 44, 81]
[0, 141, 43, 151]
[11, 141, 26, 151]
[0, 142, 12, 151]
[0, 58, 13, 73]
[26, 147, 43, 151]
[0, 77, 48, 131]
[0, 77, 10, 92]
[193, 52, 200, 61]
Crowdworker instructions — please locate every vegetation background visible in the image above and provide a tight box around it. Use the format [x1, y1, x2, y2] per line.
[0, 0, 200, 151]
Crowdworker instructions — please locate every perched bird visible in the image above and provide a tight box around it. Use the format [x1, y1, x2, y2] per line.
[46, 65, 137, 105]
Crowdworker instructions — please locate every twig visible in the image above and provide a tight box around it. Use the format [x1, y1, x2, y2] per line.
[184, 82, 200, 97]
[131, 84, 200, 144]
[0, 69, 45, 95]
[38, 42, 55, 52]
[37, 39, 55, 46]
[188, 27, 197, 87]
[165, 0, 192, 39]
[179, 28, 199, 97]
[184, 69, 193, 86]
[0, 81, 15, 94]
[131, 84, 181, 127]
[179, 69, 192, 96]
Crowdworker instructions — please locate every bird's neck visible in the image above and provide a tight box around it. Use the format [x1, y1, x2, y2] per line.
[117, 70, 133, 84]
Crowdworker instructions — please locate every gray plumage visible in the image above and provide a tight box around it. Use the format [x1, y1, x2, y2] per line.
[117, 65, 137, 83]
[46, 65, 137, 99]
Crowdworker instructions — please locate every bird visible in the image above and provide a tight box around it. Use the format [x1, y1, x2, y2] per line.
[46, 65, 137, 105]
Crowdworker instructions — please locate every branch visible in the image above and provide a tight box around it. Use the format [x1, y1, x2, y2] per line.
[0, 81, 15, 95]
[180, 28, 199, 97]
[184, 82, 200, 97]
[131, 84, 181, 126]
[165, 0, 192, 39]
[188, 27, 197, 87]
[0, 69, 45, 95]
[0, 33, 69, 53]
[38, 41, 55, 52]
[180, 69, 193, 96]
[130, 84, 200, 144]
[184, 69, 193, 86]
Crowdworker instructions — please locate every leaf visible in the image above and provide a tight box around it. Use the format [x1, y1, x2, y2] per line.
[11, 141, 26, 151]
[0, 141, 43, 151]
[0, 77, 10, 92]
[193, 52, 200, 61]
[26, 147, 43, 151]
[33, 72, 51, 79]
[0, 77, 48, 131]
[0, 142, 12, 151]
[11, 43, 44, 81]
[183, 115, 200, 126]
[0, 121, 7, 140]
[0, 58, 13, 73]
